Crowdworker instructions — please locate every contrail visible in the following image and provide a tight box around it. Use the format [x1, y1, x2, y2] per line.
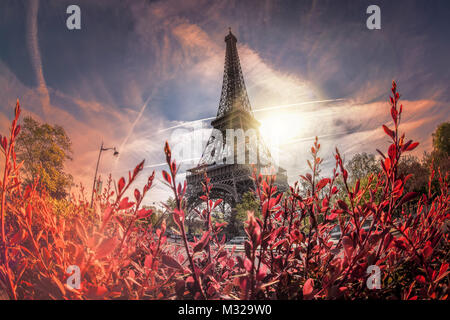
[157, 98, 345, 133]
[252, 98, 346, 112]
[114, 93, 154, 170]
[143, 157, 200, 169]
[282, 127, 377, 146]
[283, 131, 353, 145]
[114, 157, 200, 173]
[158, 116, 216, 133]
[27, 0, 50, 118]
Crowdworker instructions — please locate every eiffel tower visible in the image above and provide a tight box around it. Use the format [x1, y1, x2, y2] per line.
[186, 29, 288, 210]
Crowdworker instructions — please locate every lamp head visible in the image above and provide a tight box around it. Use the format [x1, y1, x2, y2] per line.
[113, 148, 119, 157]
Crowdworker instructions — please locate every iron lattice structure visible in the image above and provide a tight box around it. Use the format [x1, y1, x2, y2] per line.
[186, 30, 288, 210]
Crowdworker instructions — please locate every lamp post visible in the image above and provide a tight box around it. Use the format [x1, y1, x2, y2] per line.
[90, 141, 119, 208]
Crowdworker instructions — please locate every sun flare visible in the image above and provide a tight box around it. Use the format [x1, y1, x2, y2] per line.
[259, 113, 303, 145]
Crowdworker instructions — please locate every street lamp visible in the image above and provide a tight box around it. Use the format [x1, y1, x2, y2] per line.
[90, 141, 119, 208]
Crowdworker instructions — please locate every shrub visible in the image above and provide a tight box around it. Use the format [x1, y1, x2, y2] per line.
[0, 82, 448, 300]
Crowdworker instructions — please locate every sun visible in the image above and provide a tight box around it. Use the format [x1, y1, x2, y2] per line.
[259, 113, 303, 145]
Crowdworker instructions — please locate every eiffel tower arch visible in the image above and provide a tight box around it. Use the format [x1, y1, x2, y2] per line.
[186, 30, 288, 214]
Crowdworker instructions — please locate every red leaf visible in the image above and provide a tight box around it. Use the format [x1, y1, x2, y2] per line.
[102, 205, 113, 223]
[391, 107, 398, 123]
[132, 160, 145, 179]
[384, 158, 391, 171]
[244, 258, 252, 272]
[15, 99, 21, 117]
[213, 199, 223, 209]
[193, 231, 210, 253]
[327, 212, 337, 220]
[383, 233, 393, 250]
[401, 140, 412, 151]
[415, 275, 426, 284]
[316, 178, 330, 191]
[342, 236, 354, 259]
[354, 180, 360, 194]
[162, 170, 171, 184]
[134, 189, 141, 202]
[257, 263, 268, 281]
[14, 125, 21, 138]
[405, 142, 419, 151]
[331, 186, 338, 194]
[171, 160, 177, 174]
[388, 144, 397, 160]
[342, 170, 348, 182]
[337, 200, 348, 212]
[422, 244, 433, 260]
[118, 197, 135, 210]
[25, 203, 32, 225]
[51, 275, 66, 296]
[1, 136, 7, 150]
[137, 208, 152, 219]
[435, 263, 449, 283]
[175, 280, 185, 296]
[144, 255, 153, 269]
[162, 254, 183, 270]
[239, 277, 248, 292]
[321, 197, 329, 212]
[86, 285, 108, 299]
[271, 238, 288, 250]
[118, 177, 126, 194]
[164, 141, 171, 159]
[399, 192, 418, 206]
[303, 278, 314, 299]
[382, 125, 395, 140]
[96, 237, 118, 259]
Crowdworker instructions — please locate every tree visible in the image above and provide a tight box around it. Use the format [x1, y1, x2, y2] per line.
[432, 122, 450, 156]
[16, 116, 73, 199]
[225, 191, 261, 237]
[160, 197, 177, 230]
[345, 152, 380, 183]
[235, 191, 261, 221]
[397, 155, 429, 194]
[336, 152, 381, 203]
[430, 122, 450, 174]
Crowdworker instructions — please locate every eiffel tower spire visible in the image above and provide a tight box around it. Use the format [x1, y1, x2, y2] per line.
[217, 29, 252, 117]
[198, 30, 266, 167]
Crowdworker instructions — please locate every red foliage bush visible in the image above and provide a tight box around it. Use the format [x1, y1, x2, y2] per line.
[0, 82, 448, 300]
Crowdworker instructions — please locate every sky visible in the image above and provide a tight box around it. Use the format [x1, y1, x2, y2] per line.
[0, 0, 449, 204]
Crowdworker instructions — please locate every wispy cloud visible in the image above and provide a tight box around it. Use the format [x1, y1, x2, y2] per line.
[27, 0, 50, 117]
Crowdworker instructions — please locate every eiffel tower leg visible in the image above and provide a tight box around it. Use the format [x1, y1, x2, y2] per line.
[224, 207, 237, 239]
[231, 167, 238, 202]
[221, 190, 226, 220]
